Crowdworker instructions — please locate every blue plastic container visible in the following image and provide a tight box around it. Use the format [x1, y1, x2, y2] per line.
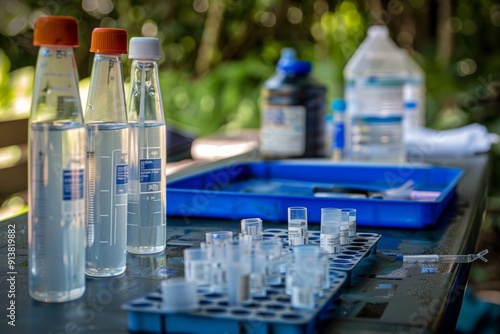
[166, 161, 463, 229]
[123, 228, 381, 334]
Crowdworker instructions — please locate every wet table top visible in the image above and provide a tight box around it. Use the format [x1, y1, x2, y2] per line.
[0, 153, 491, 334]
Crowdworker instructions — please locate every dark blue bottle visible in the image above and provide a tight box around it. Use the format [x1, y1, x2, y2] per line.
[260, 49, 327, 159]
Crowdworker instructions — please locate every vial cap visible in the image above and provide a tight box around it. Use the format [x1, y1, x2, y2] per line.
[90, 28, 127, 54]
[128, 37, 161, 60]
[33, 16, 79, 47]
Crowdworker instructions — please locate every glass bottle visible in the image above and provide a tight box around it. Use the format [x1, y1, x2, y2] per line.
[28, 16, 85, 302]
[126, 37, 167, 254]
[85, 28, 129, 277]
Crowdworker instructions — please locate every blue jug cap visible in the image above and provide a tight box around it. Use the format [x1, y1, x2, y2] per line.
[331, 99, 346, 112]
[278, 60, 312, 76]
[405, 101, 417, 108]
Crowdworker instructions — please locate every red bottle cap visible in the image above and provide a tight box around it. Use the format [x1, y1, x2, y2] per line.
[33, 16, 79, 47]
[90, 28, 127, 54]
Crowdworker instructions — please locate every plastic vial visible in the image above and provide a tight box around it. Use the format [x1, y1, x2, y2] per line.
[288, 206, 308, 246]
[257, 239, 283, 286]
[28, 16, 86, 303]
[320, 208, 341, 254]
[225, 243, 252, 306]
[290, 245, 318, 310]
[343, 25, 408, 162]
[183, 248, 212, 288]
[85, 28, 129, 277]
[342, 208, 357, 237]
[126, 37, 167, 254]
[241, 217, 263, 241]
[331, 99, 346, 161]
[205, 231, 233, 293]
[205, 231, 233, 247]
[260, 48, 327, 158]
[250, 251, 267, 297]
[339, 211, 350, 246]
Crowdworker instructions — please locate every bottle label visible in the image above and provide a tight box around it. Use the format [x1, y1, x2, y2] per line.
[62, 169, 84, 201]
[139, 158, 162, 195]
[357, 78, 405, 116]
[340, 225, 349, 245]
[116, 164, 128, 194]
[288, 226, 307, 246]
[260, 105, 306, 156]
[349, 220, 356, 237]
[139, 159, 162, 182]
[320, 233, 340, 254]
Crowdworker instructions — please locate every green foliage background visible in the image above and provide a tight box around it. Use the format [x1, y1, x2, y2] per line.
[0, 0, 499, 168]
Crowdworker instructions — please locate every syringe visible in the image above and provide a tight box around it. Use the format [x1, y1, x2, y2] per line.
[403, 249, 489, 264]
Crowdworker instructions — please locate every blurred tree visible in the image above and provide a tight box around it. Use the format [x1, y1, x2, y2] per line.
[0, 0, 498, 134]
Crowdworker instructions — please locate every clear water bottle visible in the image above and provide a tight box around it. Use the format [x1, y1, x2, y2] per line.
[28, 16, 85, 302]
[85, 28, 129, 277]
[400, 49, 426, 130]
[344, 25, 408, 162]
[260, 48, 327, 158]
[126, 37, 167, 254]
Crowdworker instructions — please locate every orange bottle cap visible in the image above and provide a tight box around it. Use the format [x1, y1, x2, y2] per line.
[33, 16, 79, 47]
[90, 28, 127, 54]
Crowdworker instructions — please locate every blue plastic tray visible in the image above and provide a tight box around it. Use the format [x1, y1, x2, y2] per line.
[166, 161, 463, 228]
[123, 230, 381, 334]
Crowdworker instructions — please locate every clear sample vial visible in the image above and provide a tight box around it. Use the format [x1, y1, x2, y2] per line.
[224, 242, 252, 306]
[205, 231, 233, 293]
[161, 278, 199, 312]
[290, 245, 318, 310]
[205, 231, 234, 247]
[28, 16, 86, 303]
[320, 208, 341, 254]
[183, 248, 212, 288]
[250, 250, 267, 298]
[240, 217, 263, 241]
[127, 37, 167, 254]
[340, 210, 350, 245]
[342, 208, 357, 237]
[287, 206, 308, 246]
[85, 28, 129, 277]
[256, 239, 283, 286]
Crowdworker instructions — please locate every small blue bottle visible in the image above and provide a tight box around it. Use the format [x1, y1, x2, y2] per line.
[331, 99, 346, 160]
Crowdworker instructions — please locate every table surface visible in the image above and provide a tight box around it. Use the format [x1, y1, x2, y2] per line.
[0, 153, 491, 334]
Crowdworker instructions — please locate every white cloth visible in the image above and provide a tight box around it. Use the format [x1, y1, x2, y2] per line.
[405, 123, 499, 157]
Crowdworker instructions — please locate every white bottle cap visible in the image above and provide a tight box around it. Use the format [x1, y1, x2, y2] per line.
[368, 25, 389, 37]
[128, 37, 161, 60]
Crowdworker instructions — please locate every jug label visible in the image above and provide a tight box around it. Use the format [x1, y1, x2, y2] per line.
[260, 105, 306, 156]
